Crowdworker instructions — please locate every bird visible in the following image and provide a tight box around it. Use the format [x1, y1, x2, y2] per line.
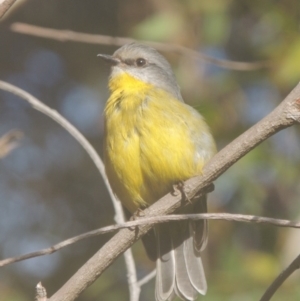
[98, 42, 216, 301]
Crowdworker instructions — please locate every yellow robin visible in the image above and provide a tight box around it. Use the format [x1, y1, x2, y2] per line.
[98, 43, 216, 301]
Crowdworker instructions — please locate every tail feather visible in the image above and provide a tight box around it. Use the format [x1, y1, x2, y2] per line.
[155, 224, 175, 301]
[192, 195, 208, 252]
[184, 223, 207, 295]
[153, 195, 208, 301]
[173, 223, 198, 300]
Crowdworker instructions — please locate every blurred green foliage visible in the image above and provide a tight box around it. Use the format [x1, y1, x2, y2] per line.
[0, 0, 300, 300]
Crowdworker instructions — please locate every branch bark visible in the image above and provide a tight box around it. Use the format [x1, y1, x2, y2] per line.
[0, 80, 139, 300]
[1, 211, 300, 268]
[10, 22, 271, 71]
[47, 83, 300, 301]
[0, 0, 17, 18]
[1, 80, 299, 300]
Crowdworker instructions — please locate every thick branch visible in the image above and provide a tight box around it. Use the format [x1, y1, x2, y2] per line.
[10, 22, 271, 71]
[0, 0, 17, 18]
[48, 83, 300, 301]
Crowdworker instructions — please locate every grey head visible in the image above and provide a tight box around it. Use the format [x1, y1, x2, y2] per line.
[98, 43, 183, 101]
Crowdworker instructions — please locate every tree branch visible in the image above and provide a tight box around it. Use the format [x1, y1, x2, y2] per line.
[1, 211, 300, 268]
[0, 81, 114, 201]
[1, 81, 299, 300]
[260, 253, 300, 301]
[0, 130, 23, 158]
[36, 282, 48, 301]
[137, 270, 156, 287]
[9, 22, 271, 71]
[113, 200, 140, 301]
[46, 82, 300, 301]
[0, 80, 139, 300]
[0, 0, 17, 18]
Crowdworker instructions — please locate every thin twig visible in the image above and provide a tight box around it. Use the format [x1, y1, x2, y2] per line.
[137, 270, 156, 287]
[9, 22, 271, 71]
[36, 282, 48, 301]
[124, 249, 140, 301]
[0, 0, 17, 18]
[113, 200, 140, 301]
[260, 253, 300, 301]
[0, 81, 113, 201]
[1, 212, 300, 268]
[46, 82, 300, 301]
[0, 130, 23, 158]
[0, 80, 139, 300]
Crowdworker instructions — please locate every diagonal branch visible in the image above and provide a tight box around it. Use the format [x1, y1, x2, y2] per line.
[260, 253, 300, 301]
[0, 80, 139, 301]
[0, 81, 113, 200]
[1, 211, 300, 268]
[47, 83, 300, 301]
[10, 22, 271, 71]
[0, 0, 17, 18]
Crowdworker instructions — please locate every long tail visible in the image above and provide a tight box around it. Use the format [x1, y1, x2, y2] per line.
[155, 195, 208, 301]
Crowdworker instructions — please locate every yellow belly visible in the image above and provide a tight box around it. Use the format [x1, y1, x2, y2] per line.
[104, 73, 215, 213]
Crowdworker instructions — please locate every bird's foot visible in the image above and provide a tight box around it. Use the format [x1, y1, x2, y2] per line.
[172, 181, 192, 204]
[132, 208, 145, 218]
[128, 209, 145, 231]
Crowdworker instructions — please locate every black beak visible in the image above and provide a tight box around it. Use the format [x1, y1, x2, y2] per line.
[97, 54, 120, 66]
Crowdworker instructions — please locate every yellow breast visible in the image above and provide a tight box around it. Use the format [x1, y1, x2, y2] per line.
[104, 73, 215, 213]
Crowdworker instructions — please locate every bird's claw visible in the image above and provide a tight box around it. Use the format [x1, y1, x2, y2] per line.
[172, 181, 192, 204]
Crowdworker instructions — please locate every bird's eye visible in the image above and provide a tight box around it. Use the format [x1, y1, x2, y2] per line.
[136, 58, 146, 67]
